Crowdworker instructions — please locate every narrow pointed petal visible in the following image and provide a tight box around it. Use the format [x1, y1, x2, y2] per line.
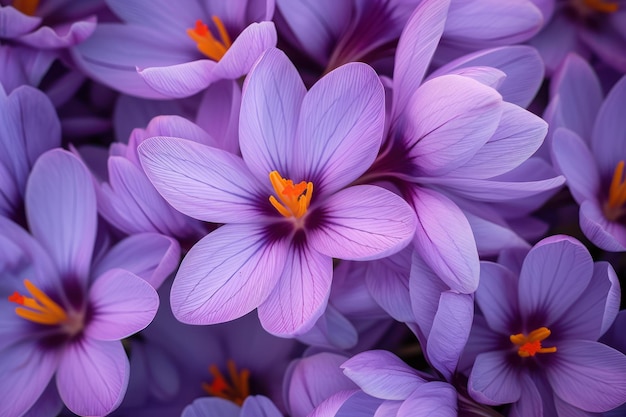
[239, 47, 305, 178]
[26, 149, 96, 282]
[469, 351, 522, 405]
[138, 59, 218, 99]
[0, 342, 59, 417]
[295, 63, 385, 194]
[392, 0, 450, 118]
[404, 75, 502, 177]
[57, 339, 129, 417]
[409, 250, 449, 339]
[138, 137, 263, 224]
[398, 382, 457, 417]
[170, 223, 288, 324]
[86, 269, 159, 341]
[309, 185, 416, 261]
[410, 187, 479, 293]
[476, 262, 519, 334]
[258, 246, 332, 336]
[518, 236, 593, 326]
[341, 350, 426, 400]
[546, 340, 626, 412]
[551, 128, 600, 204]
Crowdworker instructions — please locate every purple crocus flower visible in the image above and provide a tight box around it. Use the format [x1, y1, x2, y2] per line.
[138, 47, 416, 336]
[0, 83, 60, 221]
[528, 0, 626, 75]
[71, 0, 277, 98]
[183, 396, 283, 417]
[0, 149, 174, 417]
[465, 235, 626, 416]
[550, 57, 626, 251]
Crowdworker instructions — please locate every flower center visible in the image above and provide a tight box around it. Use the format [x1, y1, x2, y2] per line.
[510, 327, 557, 358]
[269, 170, 313, 219]
[202, 360, 250, 406]
[12, 0, 39, 16]
[570, 0, 619, 15]
[604, 160, 626, 221]
[187, 17, 232, 61]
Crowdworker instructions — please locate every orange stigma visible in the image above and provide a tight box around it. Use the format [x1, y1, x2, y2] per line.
[12, 0, 39, 16]
[583, 0, 619, 13]
[605, 160, 626, 221]
[8, 279, 67, 325]
[202, 360, 250, 406]
[510, 327, 557, 358]
[187, 17, 232, 61]
[269, 171, 313, 218]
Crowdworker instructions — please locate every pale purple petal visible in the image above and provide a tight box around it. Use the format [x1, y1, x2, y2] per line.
[404, 75, 502, 177]
[92, 233, 180, 289]
[546, 340, 626, 412]
[144, 115, 218, 148]
[553, 396, 599, 417]
[306, 390, 362, 417]
[409, 186, 479, 293]
[391, 0, 450, 118]
[551, 128, 600, 204]
[85, 269, 159, 341]
[18, 17, 97, 49]
[196, 80, 241, 155]
[409, 250, 449, 340]
[22, 380, 63, 417]
[476, 262, 519, 334]
[397, 382, 457, 417]
[182, 397, 240, 417]
[509, 373, 543, 417]
[439, 66, 506, 89]
[257, 246, 332, 336]
[469, 351, 522, 405]
[0, 342, 59, 417]
[309, 185, 416, 261]
[296, 304, 358, 350]
[580, 25, 626, 73]
[170, 223, 288, 324]
[526, 14, 579, 75]
[295, 63, 385, 194]
[241, 396, 283, 417]
[518, 236, 593, 326]
[138, 136, 264, 223]
[579, 200, 626, 252]
[57, 339, 129, 416]
[138, 59, 218, 99]
[341, 350, 426, 400]
[239, 47, 305, 178]
[26, 149, 96, 282]
[0, 6, 41, 38]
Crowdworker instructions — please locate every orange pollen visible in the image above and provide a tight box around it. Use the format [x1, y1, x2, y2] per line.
[187, 16, 232, 61]
[604, 160, 626, 221]
[269, 170, 313, 218]
[583, 0, 620, 13]
[202, 360, 250, 406]
[8, 279, 68, 325]
[510, 327, 557, 358]
[12, 0, 39, 16]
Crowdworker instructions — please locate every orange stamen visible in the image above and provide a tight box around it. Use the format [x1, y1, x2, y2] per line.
[202, 360, 250, 406]
[510, 327, 557, 358]
[12, 0, 39, 16]
[604, 161, 626, 221]
[187, 16, 232, 61]
[583, 0, 619, 13]
[8, 279, 67, 325]
[269, 171, 313, 219]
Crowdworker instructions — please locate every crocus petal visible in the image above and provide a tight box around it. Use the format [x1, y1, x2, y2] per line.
[448, 102, 546, 179]
[305, 390, 363, 417]
[553, 396, 599, 417]
[295, 63, 385, 194]
[546, 340, 626, 412]
[341, 350, 426, 400]
[182, 397, 240, 417]
[509, 373, 543, 417]
[0, 6, 41, 38]
[138, 59, 218, 99]
[309, 185, 416, 261]
[257, 245, 332, 336]
[591, 76, 626, 180]
[551, 128, 600, 204]
[138, 136, 264, 224]
[0, 342, 59, 417]
[297, 304, 358, 350]
[469, 351, 522, 406]
[431, 45, 544, 108]
[403, 75, 502, 177]
[239, 47, 305, 178]
[391, 0, 450, 118]
[170, 223, 288, 324]
[57, 339, 129, 416]
[580, 25, 626, 73]
[579, 200, 626, 252]
[518, 236, 593, 326]
[22, 380, 63, 417]
[144, 115, 218, 148]
[526, 14, 578, 75]
[397, 382, 457, 417]
[86, 269, 159, 341]
[409, 186, 479, 293]
[25, 149, 96, 282]
[196, 79, 241, 155]
[476, 262, 519, 334]
[18, 17, 97, 49]
[213, 21, 277, 81]
[241, 396, 283, 417]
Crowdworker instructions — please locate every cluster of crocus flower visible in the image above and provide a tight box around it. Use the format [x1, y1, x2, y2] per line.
[1, 0, 626, 416]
